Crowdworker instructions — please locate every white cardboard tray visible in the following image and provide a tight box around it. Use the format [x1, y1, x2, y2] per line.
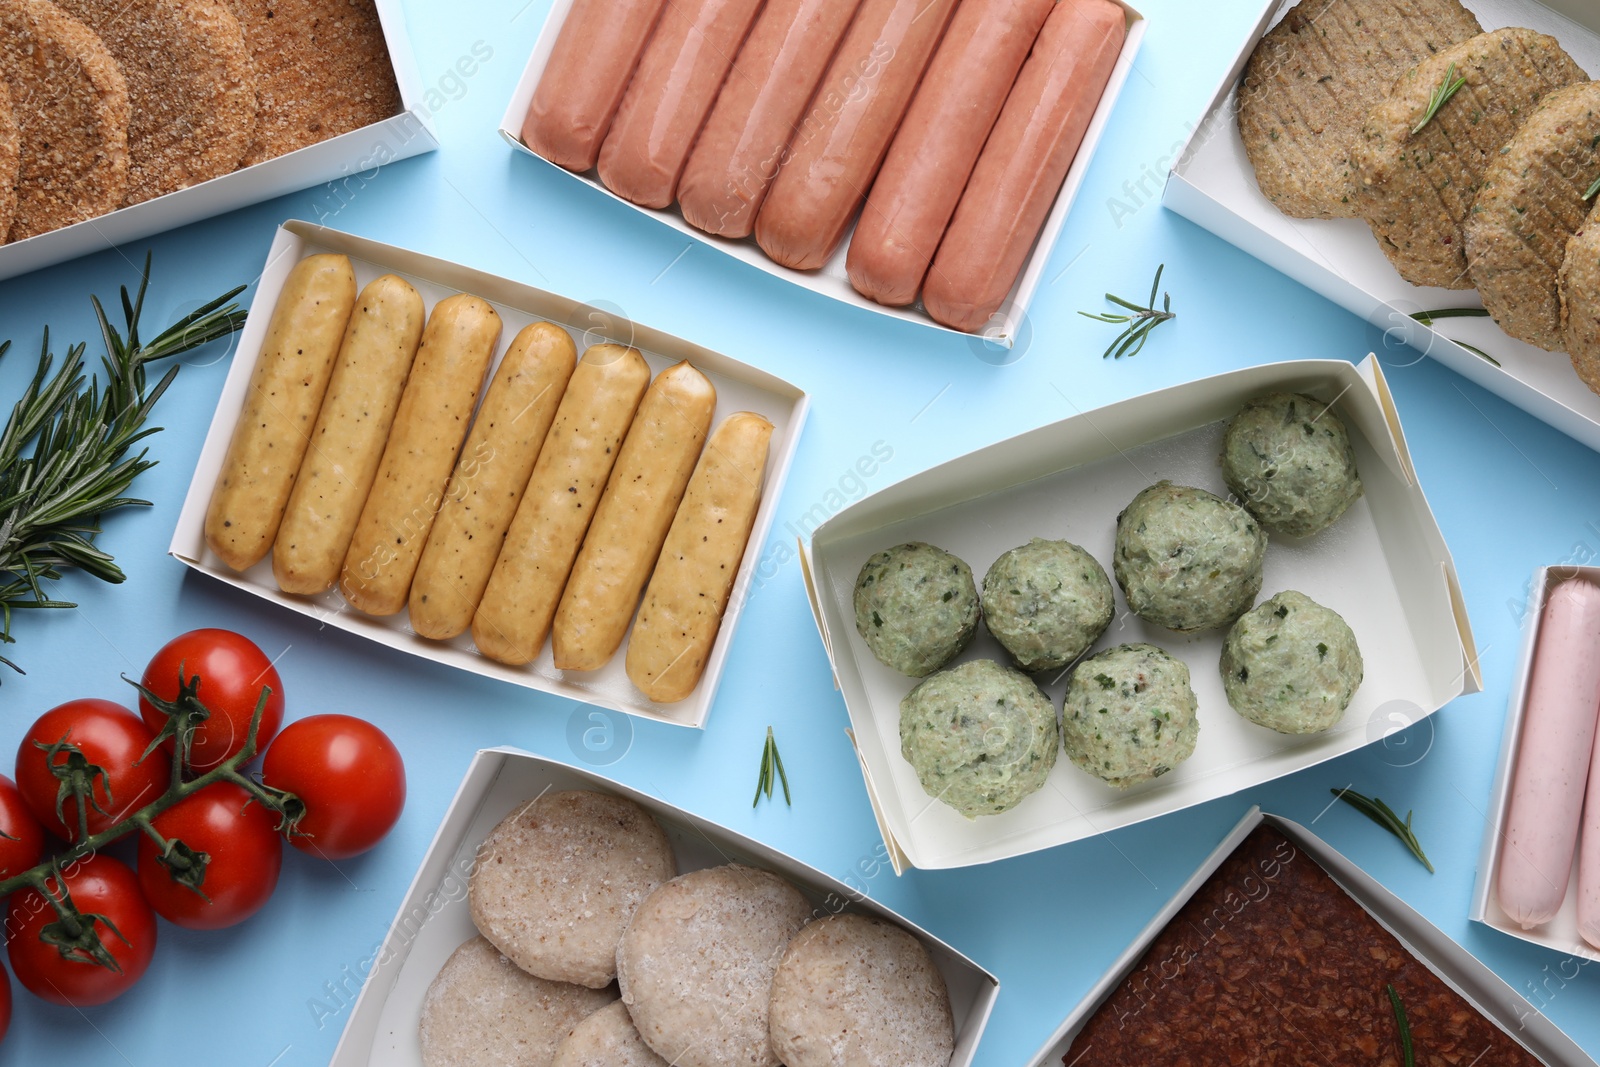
[1028, 808, 1597, 1066]
[327, 748, 1000, 1067]
[169, 221, 809, 729]
[1163, 0, 1600, 454]
[0, 1, 437, 283]
[497, 0, 1146, 344]
[1471, 564, 1600, 962]
[803, 357, 1479, 871]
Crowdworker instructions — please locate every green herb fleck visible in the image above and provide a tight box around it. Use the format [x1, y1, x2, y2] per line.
[1095, 674, 1116, 690]
[1317, 642, 1329, 658]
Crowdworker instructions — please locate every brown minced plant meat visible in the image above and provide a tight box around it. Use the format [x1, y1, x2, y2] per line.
[1560, 200, 1600, 395]
[0, 81, 17, 240]
[0, 0, 128, 243]
[1237, 0, 1481, 221]
[227, 0, 402, 165]
[55, 0, 257, 206]
[1354, 28, 1585, 290]
[1466, 81, 1600, 352]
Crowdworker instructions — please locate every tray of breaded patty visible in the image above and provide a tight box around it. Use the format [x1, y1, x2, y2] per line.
[0, 0, 436, 282]
[1163, 0, 1600, 456]
[328, 748, 999, 1067]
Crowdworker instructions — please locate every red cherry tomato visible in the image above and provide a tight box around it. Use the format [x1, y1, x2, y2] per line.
[15, 700, 169, 843]
[136, 782, 283, 930]
[139, 629, 285, 773]
[0, 775, 44, 881]
[7, 853, 157, 1006]
[262, 715, 404, 860]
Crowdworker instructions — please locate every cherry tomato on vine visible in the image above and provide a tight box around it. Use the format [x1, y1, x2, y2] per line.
[0, 775, 44, 881]
[262, 715, 404, 860]
[136, 782, 283, 930]
[7, 853, 157, 1006]
[139, 629, 285, 773]
[15, 700, 169, 843]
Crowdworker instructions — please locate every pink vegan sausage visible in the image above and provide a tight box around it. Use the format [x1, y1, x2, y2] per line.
[846, 0, 1054, 306]
[676, 0, 861, 238]
[753, 0, 960, 270]
[922, 0, 1124, 332]
[1497, 577, 1600, 930]
[595, 0, 765, 209]
[520, 0, 668, 171]
[1581, 716, 1600, 949]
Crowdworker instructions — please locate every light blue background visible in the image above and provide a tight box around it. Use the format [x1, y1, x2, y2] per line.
[0, 0, 1596, 1062]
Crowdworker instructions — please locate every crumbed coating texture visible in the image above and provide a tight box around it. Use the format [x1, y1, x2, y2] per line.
[551, 1001, 668, 1067]
[1466, 81, 1600, 351]
[0, 80, 17, 240]
[54, 0, 255, 205]
[419, 936, 617, 1067]
[1561, 200, 1600, 395]
[1221, 391, 1363, 538]
[1061, 642, 1198, 789]
[1113, 481, 1266, 633]
[1237, 0, 1480, 220]
[469, 790, 675, 990]
[616, 864, 810, 1067]
[1353, 29, 1584, 289]
[853, 541, 979, 677]
[768, 914, 954, 1067]
[226, 0, 400, 165]
[1220, 590, 1363, 734]
[981, 538, 1114, 672]
[0, 0, 128, 241]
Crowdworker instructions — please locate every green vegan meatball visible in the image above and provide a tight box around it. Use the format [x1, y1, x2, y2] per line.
[982, 539, 1114, 672]
[1061, 643, 1198, 789]
[1220, 590, 1363, 734]
[899, 659, 1058, 818]
[1221, 391, 1363, 537]
[854, 542, 979, 677]
[1113, 482, 1266, 632]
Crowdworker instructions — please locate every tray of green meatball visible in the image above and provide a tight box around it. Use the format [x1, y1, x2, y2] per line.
[802, 357, 1477, 871]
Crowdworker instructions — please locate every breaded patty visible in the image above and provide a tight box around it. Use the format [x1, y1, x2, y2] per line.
[55, 0, 255, 205]
[1355, 29, 1584, 290]
[1560, 200, 1600, 394]
[0, 81, 17, 241]
[1466, 82, 1600, 351]
[0, 0, 128, 241]
[1237, 0, 1481, 220]
[227, 0, 401, 165]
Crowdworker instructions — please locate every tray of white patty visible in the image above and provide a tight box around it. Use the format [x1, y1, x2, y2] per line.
[1163, 0, 1600, 455]
[801, 356, 1478, 871]
[327, 747, 998, 1067]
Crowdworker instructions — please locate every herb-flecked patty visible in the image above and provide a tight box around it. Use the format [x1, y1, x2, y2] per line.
[981, 538, 1114, 672]
[1061, 643, 1198, 789]
[853, 542, 978, 676]
[1221, 392, 1362, 538]
[1220, 590, 1363, 734]
[899, 659, 1057, 818]
[1113, 482, 1266, 632]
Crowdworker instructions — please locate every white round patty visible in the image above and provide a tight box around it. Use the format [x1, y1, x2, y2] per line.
[1061, 643, 1198, 788]
[551, 1001, 667, 1067]
[616, 864, 811, 1067]
[469, 790, 676, 988]
[419, 935, 616, 1067]
[853, 541, 979, 676]
[1220, 590, 1363, 733]
[768, 913, 954, 1067]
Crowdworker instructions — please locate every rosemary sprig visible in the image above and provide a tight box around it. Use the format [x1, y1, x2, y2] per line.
[1387, 984, 1416, 1067]
[1412, 62, 1466, 135]
[1330, 787, 1434, 873]
[752, 726, 791, 808]
[1409, 308, 1501, 367]
[1079, 264, 1176, 359]
[1584, 174, 1600, 202]
[0, 254, 248, 675]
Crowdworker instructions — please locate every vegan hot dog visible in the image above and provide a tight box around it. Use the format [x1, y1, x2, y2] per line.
[753, 0, 959, 270]
[472, 344, 652, 666]
[676, 0, 860, 238]
[922, 0, 1124, 333]
[408, 322, 578, 641]
[552, 361, 717, 671]
[595, 0, 764, 209]
[1497, 577, 1600, 929]
[204, 253, 356, 572]
[339, 295, 502, 617]
[625, 411, 773, 703]
[271, 274, 425, 596]
[846, 0, 1054, 306]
